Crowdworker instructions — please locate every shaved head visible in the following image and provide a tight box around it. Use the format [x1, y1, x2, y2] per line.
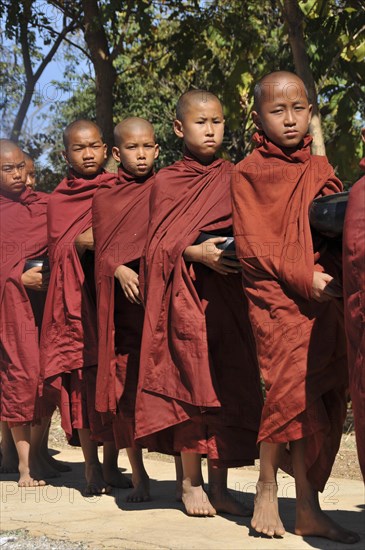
[176, 90, 221, 121]
[0, 138, 23, 158]
[112, 117, 158, 178]
[253, 71, 309, 112]
[0, 139, 26, 196]
[114, 117, 155, 146]
[63, 119, 103, 148]
[23, 151, 34, 164]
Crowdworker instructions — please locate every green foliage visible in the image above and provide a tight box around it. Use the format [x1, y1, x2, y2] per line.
[298, 0, 365, 185]
[2, 0, 364, 190]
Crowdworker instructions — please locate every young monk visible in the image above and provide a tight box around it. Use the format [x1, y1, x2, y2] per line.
[39, 120, 129, 494]
[92, 117, 159, 501]
[0, 139, 48, 486]
[343, 127, 365, 482]
[135, 90, 263, 516]
[231, 71, 359, 543]
[24, 152, 36, 189]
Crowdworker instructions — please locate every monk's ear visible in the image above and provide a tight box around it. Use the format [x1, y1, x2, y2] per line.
[61, 150, 70, 165]
[154, 144, 160, 160]
[112, 146, 121, 163]
[102, 143, 107, 160]
[252, 111, 262, 130]
[308, 104, 313, 124]
[174, 119, 184, 139]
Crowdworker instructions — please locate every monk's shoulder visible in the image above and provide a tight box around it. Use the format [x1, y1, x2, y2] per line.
[154, 162, 183, 188]
[34, 190, 49, 203]
[94, 174, 118, 197]
[309, 154, 335, 175]
[232, 151, 259, 184]
[349, 175, 365, 198]
[347, 175, 365, 215]
[49, 176, 68, 196]
[220, 159, 234, 173]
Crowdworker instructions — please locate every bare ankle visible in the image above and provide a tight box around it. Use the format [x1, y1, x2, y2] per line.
[183, 476, 204, 489]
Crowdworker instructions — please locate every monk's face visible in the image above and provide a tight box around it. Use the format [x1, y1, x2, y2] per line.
[25, 158, 36, 189]
[62, 126, 107, 177]
[113, 126, 159, 177]
[252, 74, 312, 148]
[0, 147, 26, 197]
[174, 98, 225, 163]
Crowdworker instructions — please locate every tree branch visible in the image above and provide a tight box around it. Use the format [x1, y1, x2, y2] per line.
[19, 15, 34, 83]
[33, 20, 78, 81]
[35, 22, 91, 59]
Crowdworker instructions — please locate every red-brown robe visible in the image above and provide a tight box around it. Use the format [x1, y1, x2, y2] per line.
[39, 170, 115, 441]
[231, 133, 348, 491]
[92, 166, 155, 449]
[0, 188, 48, 424]
[135, 151, 263, 467]
[343, 166, 365, 482]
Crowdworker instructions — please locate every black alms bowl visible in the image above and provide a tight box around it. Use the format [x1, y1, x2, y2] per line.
[309, 192, 349, 238]
[24, 257, 50, 273]
[194, 232, 236, 252]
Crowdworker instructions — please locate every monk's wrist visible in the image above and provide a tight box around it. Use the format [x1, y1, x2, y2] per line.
[183, 245, 201, 263]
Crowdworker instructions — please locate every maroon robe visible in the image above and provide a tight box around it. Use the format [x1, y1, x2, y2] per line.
[39, 170, 115, 441]
[135, 152, 263, 466]
[231, 133, 348, 491]
[92, 166, 154, 448]
[0, 188, 48, 423]
[343, 168, 365, 481]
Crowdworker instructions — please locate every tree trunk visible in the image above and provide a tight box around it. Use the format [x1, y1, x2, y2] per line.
[281, 0, 326, 155]
[10, 80, 35, 142]
[82, 0, 117, 151]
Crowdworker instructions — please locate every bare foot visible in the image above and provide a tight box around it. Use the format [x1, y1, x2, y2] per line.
[126, 473, 150, 502]
[209, 487, 252, 517]
[103, 466, 133, 489]
[295, 505, 360, 544]
[18, 470, 46, 487]
[182, 479, 216, 516]
[46, 454, 72, 473]
[84, 463, 112, 496]
[251, 481, 285, 537]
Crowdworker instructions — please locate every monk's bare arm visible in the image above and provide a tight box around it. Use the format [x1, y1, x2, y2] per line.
[183, 237, 240, 275]
[21, 266, 45, 291]
[75, 227, 94, 256]
[114, 265, 141, 304]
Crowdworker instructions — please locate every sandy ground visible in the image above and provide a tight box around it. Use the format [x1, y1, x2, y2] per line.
[1, 448, 364, 550]
[1, 411, 363, 549]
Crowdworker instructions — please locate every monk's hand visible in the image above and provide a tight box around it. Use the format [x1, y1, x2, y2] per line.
[114, 265, 141, 304]
[75, 227, 94, 256]
[312, 271, 335, 302]
[184, 237, 241, 275]
[21, 266, 44, 291]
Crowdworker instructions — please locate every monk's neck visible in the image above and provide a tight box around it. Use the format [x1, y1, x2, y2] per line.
[183, 147, 217, 166]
